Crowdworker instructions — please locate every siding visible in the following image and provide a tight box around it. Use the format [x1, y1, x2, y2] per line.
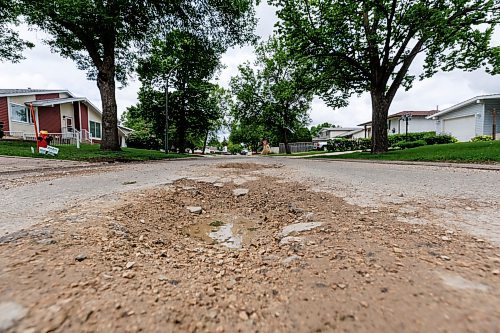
[38, 105, 61, 133]
[36, 93, 60, 100]
[80, 103, 89, 131]
[73, 102, 80, 130]
[436, 103, 483, 136]
[483, 100, 500, 137]
[0, 97, 9, 131]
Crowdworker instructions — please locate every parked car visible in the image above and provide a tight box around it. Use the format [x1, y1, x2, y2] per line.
[240, 149, 249, 155]
[314, 141, 328, 151]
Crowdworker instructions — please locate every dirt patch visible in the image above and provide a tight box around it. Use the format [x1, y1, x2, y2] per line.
[0, 174, 499, 332]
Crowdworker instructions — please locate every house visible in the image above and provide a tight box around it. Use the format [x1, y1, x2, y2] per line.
[428, 94, 500, 142]
[357, 110, 437, 138]
[0, 88, 130, 147]
[312, 127, 363, 142]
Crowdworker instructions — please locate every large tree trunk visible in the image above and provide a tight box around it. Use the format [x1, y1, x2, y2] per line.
[370, 90, 390, 153]
[97, 65, 120, 151]
[202, 129, 209, 154]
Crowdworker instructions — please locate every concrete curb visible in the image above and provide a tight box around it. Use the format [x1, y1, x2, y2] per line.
[304, 157, 500, 171]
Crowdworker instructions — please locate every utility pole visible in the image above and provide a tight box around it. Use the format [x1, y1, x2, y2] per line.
[492, 108, 497, 140]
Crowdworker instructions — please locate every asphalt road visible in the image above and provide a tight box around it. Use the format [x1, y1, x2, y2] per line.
[1, 156, 499, 244]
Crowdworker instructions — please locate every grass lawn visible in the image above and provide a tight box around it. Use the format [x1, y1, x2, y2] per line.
[0, 140, 192, 162]
[269, 150, 330, 157]
[310, 140, 500, 163]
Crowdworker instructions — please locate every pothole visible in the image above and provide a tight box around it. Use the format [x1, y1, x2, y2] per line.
[183, 216, 257, 249]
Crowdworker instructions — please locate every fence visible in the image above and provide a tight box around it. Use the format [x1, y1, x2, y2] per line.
[2, 129, 92, 146]
[278, 142, 314, 154]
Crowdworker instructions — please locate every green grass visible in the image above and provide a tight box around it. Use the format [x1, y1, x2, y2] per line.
[269, 150, 330, 157]
[310, 141, 500, 163]
[0, 140, 191, 162]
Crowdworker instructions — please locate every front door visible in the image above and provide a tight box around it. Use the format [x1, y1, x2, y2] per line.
[66, 117, 73, 132]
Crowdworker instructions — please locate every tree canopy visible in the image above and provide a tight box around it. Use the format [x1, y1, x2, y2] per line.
[230, 36, 313, 154]
[271, 0, 500, 152]
[0, 0, 33, 62]
[20, 0, 257, 150]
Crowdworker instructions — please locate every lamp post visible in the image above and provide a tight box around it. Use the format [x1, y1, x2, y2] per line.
[400, 113, 412, 140]
[165, 65, 179, 153]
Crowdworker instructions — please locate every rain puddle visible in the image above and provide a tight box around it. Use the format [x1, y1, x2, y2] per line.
[184, 216, 256, 249]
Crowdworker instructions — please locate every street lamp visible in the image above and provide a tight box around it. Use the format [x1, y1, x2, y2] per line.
[400, 113, 412, 140]
[165, 64, 179, 153]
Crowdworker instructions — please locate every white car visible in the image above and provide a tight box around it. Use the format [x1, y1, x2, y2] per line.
[314, 141, 328, 151]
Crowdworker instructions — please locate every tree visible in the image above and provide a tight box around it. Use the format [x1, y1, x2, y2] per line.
[271, 0, 500, 152]
[21, 0, 257, 151]
[230, 36, 313, 154]
[310, 122, 336, 138]
[137, 31, 226, 153]
[0, 0, 33, 62]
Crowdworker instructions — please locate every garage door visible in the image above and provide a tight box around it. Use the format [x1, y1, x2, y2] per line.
[443, 116, 475, 142]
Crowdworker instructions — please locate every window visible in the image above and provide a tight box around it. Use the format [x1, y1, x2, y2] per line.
[10, 104, 33, 123]
[89, 121, 101, 138]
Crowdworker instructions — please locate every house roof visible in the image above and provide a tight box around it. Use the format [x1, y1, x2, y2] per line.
[388, 110, 437, 118]
[26, 97, 87, 107]
[320, 127, 361, 132]
[358, 110, 438, 126]
[427, 94, 500, 119]
[0, 89, 71, 97]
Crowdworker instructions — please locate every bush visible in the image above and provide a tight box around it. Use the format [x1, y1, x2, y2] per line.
[471, 135, 493, 142]
[227, 142, 243, 154]
[423, 134, 457, 145]
[326, 138, 371, 152]
[395, 140, 426, 149]
[388, 131, 434, 147]
[126, 131, 161, 150]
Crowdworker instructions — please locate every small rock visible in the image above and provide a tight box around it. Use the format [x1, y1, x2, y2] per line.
[440, 255, 451, 261]
[186, 206, 202, 214]
[233, 189, 249, 197]
[465, 206, 473, 211]
[398, 193, 404, 197]
[279, 236, 304, 246]
[37, 239, 56, 245]
[492, 270, 499, 275]
[125, 261, 135, 269]
[238, 311, 249, 321]
[360, 301, 369, 308]
[0, 302, 27, 331]
[122, 271, 135, 279]
[337, 283, 347, 289]
[393, 247, 403, 254]
[279, 222, 323, 237]
[441, 236, 451, 241]
[282, 255, 300, 266]
[75, 254, 87, 262]
[158, 275, 168, 281]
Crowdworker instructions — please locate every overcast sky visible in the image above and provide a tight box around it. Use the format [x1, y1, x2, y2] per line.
[1, 3, 499, 128]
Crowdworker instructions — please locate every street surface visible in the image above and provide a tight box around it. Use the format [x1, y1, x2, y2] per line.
[0, 156, 499, 332]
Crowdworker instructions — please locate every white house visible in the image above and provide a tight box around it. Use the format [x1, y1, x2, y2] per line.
[428, 94, 500, 142]
[358, 110, 437, 138]
[312, 127, 363, 142]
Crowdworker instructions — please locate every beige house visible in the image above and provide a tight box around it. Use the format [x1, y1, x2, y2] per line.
[0, 88, 130, 147]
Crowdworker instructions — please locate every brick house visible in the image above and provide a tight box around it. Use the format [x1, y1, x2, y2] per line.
[0, 89, 130, 147]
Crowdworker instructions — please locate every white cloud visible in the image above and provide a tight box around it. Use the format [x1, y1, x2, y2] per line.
[1, 4, 499, 130]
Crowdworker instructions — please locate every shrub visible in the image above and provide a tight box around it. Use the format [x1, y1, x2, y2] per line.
[471, 135, 493, 142]
[326, 138, 372, 152]
[126, 131, 161, 150]
[388, 131, 435, 147]
[395, 140, 426, 149]
[423, 134, 457, 145]
[227, 142, 243, 154]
